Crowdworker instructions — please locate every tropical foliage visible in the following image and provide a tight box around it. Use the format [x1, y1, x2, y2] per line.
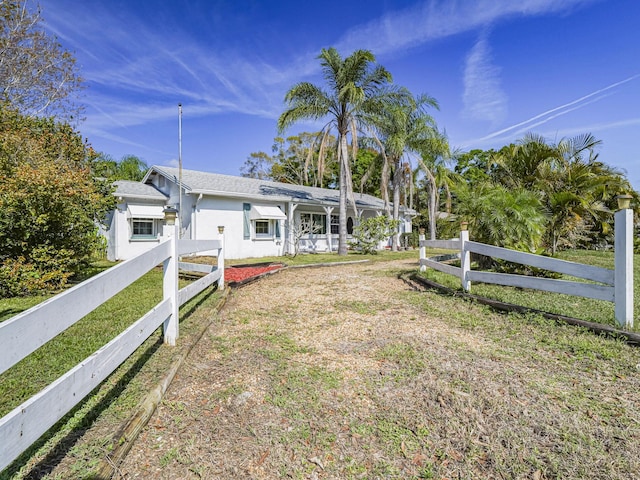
[450, 133, 635, 255]
[278, 47, 407, 255]
[363, 92, 445, 249]
[91, 153, 149, 181]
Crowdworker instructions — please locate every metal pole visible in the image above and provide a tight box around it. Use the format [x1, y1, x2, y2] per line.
[178, 103, 183, 238]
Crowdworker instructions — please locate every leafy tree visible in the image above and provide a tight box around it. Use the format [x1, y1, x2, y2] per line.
[454, 148, 496, 187]
[278, 47, 405, 255]
[240, 151, 273, 180]
[270, 132, 338, 187]
[352, 147, 382, 198]
[0, 0, 84, 122]
[0, 108, 113, 296]
[241, 134, 337, 186]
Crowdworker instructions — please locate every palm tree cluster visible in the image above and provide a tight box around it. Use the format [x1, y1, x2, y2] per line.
[452, 133, 635, 254]
[277, 47, 636, 257]
[278, 47, 446, 255]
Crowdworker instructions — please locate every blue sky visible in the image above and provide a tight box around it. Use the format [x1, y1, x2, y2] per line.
[43, 0, 640, 189]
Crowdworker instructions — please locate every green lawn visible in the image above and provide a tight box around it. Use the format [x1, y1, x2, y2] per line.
[0, 262, 223, 479]
[418, 248, 640, 330]
[225, 248, 418, 266]
[0, 247, 638, 477]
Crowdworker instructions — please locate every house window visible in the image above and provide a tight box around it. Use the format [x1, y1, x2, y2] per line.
[330, 215, 339, 234]
[300, 213, 326, 234]
[255, 220, 270, 236]
[132, 218, 156, 239]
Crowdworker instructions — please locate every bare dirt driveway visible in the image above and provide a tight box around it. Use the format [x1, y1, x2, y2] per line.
[118, 258, 640, 480]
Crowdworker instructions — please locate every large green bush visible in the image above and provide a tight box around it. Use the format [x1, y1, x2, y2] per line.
[0, 108, 114, 296]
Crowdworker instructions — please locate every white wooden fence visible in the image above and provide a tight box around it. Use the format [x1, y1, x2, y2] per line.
[0, 223, 224, 471]
[419, 207, 634, 329]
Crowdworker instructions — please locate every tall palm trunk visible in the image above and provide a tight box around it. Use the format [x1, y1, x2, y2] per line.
[338, 132, 350, 255]
[391, 158, 402, 251]
[424, 168, 437, 240]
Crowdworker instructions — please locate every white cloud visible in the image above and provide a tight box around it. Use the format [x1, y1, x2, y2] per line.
[336, 0, 597, 57]
[462, 34, 507, 126]
[43, 0, 600, 137]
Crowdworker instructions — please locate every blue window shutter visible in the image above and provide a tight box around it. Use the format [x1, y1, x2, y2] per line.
[275, 220, 281, 238]
[243, 203, 251, 239]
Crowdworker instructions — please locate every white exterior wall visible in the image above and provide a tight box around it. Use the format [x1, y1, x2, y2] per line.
[106, 202, 164, 261]
[194, 197, 285, 259]
[106, 172, 409, 260]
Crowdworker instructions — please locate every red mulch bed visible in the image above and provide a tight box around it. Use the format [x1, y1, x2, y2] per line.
[225, 264, 284, 284]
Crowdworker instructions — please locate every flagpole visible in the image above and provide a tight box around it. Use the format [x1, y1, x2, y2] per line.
[178, 103, 183, 238]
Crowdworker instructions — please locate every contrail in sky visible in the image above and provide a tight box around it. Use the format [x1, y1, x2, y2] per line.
[478, 74, 640, 142]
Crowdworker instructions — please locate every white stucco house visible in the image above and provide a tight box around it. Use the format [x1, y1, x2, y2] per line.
[102, 166, 415, 261]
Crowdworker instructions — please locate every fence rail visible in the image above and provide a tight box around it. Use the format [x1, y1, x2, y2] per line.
[419, 207, 634, 329]
[0, 224, 224, 472]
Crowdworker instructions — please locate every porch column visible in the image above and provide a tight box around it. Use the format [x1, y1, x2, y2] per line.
[287, 203, 299, 255]
[323, 206, 334, 252]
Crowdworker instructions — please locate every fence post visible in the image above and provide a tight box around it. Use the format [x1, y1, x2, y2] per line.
[460, 222, 470, 292]
[614, 196, 634, 329]
[163, 207, 179, 346]
[217, 226, 225, 290]
[419, 228, 426, 272]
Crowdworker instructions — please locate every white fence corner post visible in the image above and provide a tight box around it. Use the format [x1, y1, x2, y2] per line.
[614, 201, 634, 329]
[163, 208, 180, 346]
[419, 228, 426, 272]
[217, 226, 225, 290]
[460, 224, 470, 293]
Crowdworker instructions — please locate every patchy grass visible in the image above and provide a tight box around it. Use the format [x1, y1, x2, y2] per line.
[5, 249, 639, 478]
[419, 248, 640, 330]
[213, 248, 418, 267]
[118, 259, 640, 480]
[0, 265, 223, 479]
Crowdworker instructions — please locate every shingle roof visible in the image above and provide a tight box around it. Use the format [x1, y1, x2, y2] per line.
[147, 166, 392, 210]
[113, 180, 168, 201]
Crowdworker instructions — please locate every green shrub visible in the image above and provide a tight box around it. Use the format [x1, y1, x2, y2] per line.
[0, 109, 114, 296]
[349, 216, 400, 254]
[0, 255, 72, 297]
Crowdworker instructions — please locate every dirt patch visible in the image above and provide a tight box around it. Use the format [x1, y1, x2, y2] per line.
[117, 259, 640, 480]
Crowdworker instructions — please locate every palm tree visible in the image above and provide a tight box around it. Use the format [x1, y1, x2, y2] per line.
[492, 133, 632, 254]
[278, 47, 403, 255]
[453, 180, 547, 254]
[365, 93, 442, 249]
[416, 133, 451, 240]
